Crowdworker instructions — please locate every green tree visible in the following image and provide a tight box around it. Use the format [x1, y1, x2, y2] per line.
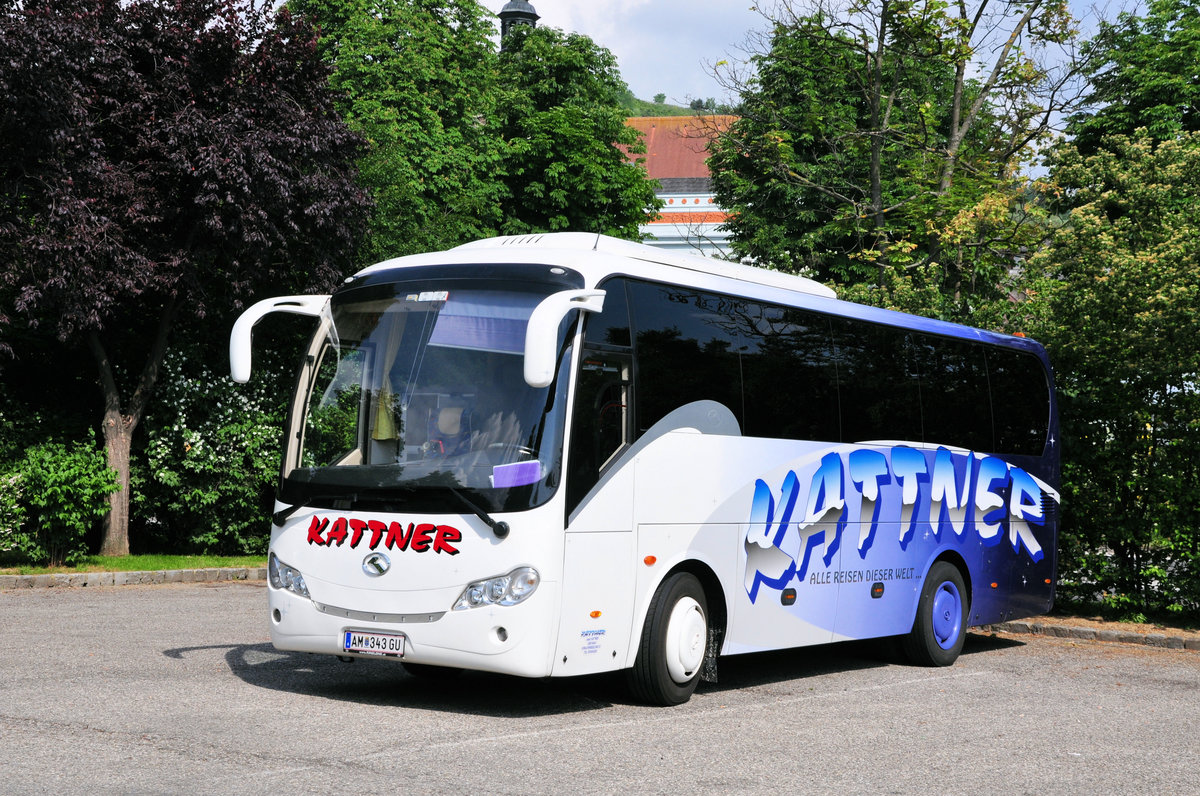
[495, 25, 661, 238]
[709, 0, 1079, 319]
[290, 0, 506, 261]
[1028, 131, 1200, 617]
[1069, 0, 1200, 153]
[1032, 0, 1200, 619]
[294, 4, 660, 249]
[0, 0, 370, 556]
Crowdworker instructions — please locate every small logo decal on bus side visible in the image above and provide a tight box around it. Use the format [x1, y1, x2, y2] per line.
[305, 515, 462, 556]
[581, 629, 606, 655]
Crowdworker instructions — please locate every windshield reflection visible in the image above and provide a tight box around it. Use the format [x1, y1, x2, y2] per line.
[282, 278, 574, 513]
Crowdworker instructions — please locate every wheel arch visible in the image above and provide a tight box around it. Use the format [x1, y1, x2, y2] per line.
[654, 559, 727, 683]
[625, 561, 725, 703]
[663, 558, 728, 645]
[902, 555, 972, 666]
[931, 549, 973, 619]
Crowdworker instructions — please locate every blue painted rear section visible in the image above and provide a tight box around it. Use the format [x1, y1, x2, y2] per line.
[744, 444, 1058, 637]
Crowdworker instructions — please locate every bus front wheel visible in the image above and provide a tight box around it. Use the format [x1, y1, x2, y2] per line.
[627, 572, 708, 706]
[903, 561, 968, 666]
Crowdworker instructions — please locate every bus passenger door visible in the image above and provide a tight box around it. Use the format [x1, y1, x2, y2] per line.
[566, 347, 632, 514]
[557, 346, 636, 676]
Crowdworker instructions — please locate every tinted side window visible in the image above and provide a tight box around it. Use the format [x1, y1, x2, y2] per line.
[913, 335, 993, 451]
[628, 282, 742, 434]
[741, 304, 840, 441]
[568, 278, 633, 510]
[583, 277, 632, 349]
[988, 347, 1050, 455]
[833, 319, 922, 444]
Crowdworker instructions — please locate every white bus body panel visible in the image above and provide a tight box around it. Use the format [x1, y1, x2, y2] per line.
[269, 503, 567, 678]
[554, 430, 844, 678]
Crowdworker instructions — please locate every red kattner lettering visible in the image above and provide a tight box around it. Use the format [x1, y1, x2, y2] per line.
[304, 515, 464, 555]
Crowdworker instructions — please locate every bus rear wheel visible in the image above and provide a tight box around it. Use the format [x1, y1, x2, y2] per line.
[903, 561, 968, 667]
[627, 572, 708, 706]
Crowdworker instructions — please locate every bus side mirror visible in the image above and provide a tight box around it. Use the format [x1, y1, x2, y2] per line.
[230, 295, 330, 383]
[523, 289, 606, 388]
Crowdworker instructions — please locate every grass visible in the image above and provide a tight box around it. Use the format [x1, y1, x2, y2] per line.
[0, 554, 267, 576]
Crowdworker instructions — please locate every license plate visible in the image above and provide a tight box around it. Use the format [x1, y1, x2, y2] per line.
[342, 630, 406, 657]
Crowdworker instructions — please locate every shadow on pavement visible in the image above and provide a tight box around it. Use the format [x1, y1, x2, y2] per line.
[161, 630, 1024, 715]
[962, 631, 1026, 655]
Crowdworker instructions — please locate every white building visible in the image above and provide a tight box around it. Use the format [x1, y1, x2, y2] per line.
[626, 115, 736, 258]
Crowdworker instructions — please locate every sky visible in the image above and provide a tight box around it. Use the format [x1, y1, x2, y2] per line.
[478, 1, 770, 106]
[477, 1, 1125, 108]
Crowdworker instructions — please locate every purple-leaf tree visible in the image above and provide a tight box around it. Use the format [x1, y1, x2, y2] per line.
[0, 0, 371, 555]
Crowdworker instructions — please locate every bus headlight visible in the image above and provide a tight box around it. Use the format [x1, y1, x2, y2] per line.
[453, 567, 539, 610]
[269, 552, 310, 599]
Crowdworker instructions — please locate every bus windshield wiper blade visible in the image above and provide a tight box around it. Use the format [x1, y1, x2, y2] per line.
[273, 486, 507, 537]
[273, 493, 358, 527]
[447, 486, 510, 539]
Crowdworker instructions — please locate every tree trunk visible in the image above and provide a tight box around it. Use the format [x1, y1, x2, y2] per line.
[938, 0, 1041, 195]
[99, 408, 134, 556]
[89, 299, 178, 557]
[868, 3, 888, 234]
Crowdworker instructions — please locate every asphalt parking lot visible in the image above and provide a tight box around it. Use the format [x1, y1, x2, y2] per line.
[1, 581, 1197, 794]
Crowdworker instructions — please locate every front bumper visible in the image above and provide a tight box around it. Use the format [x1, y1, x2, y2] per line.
[267, 580, 559, 678]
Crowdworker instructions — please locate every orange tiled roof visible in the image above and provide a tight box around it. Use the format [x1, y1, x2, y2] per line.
[646, 210, 728, 224]
[625, 115, 736, 180]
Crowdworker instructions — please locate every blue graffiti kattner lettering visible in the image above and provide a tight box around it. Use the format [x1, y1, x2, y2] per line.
[744, 446, 1054, 603]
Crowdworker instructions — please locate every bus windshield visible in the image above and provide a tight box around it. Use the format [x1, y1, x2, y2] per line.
[281, 277, 573, 513]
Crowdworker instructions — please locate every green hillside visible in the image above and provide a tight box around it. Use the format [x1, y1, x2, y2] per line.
[621, 93, 700, 117]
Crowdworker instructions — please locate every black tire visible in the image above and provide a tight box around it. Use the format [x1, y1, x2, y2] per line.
[401, 662, 463, 681]
[627, 572, 708, 706]
[902, 561, 969, 666]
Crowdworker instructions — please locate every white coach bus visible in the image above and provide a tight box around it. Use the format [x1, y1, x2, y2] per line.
[230, 233, 1060, 705]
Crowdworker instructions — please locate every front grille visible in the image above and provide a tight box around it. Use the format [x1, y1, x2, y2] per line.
[313, 602, 445, 624]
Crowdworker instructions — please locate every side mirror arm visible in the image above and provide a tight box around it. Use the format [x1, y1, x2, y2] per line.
[229, 295, 330, 383]
[523, 289, 606, 388]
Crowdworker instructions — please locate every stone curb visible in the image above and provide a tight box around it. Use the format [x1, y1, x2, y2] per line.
[981, 620, 1200, 652]
[0, 567, 267, 591]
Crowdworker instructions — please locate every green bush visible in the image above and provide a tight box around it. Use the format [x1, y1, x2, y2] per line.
[11, 440, 118, 566]
[0, 469, 27, 559]
[132, 348, 289, 555]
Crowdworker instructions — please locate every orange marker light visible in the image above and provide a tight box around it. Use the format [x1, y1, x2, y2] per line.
[990, 582, 999, 589]
[643, 555, 657, 566]
[589, 611, 602, 619]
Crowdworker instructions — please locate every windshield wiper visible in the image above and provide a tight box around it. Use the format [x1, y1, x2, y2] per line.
[274, 485, 508, 539]
[447, 486, 510, 539]
[272, 493, 358, 527]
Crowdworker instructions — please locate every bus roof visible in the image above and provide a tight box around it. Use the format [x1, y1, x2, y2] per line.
[453, 233, 838, 299]
[353, 232, 1044, 357]
[358, 233, 835, 300]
